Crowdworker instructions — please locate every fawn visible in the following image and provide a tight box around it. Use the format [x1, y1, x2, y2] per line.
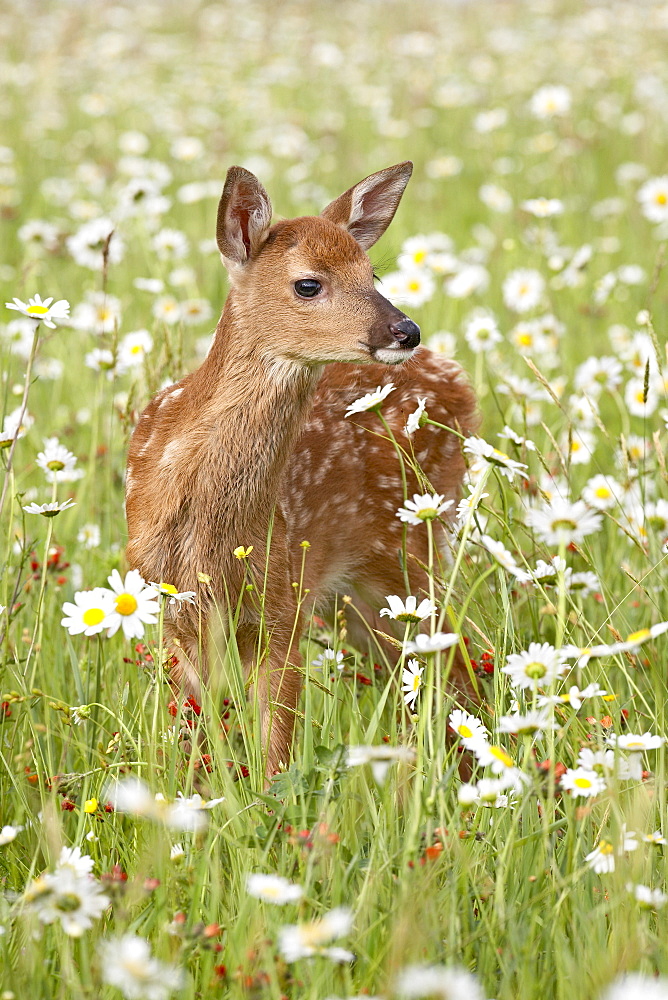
[125, 161, 478, 778]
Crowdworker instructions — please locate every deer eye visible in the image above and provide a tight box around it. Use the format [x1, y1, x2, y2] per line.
[294, 279, 322, 298]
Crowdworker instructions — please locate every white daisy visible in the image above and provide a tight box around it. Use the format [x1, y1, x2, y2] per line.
[346, 744, 416, 784]
[521, 197, 564, 218]
[562, 682, 608, 710]
[582, 475, 620, 510]
[479, 535, 531, 582]
[311, 648, 345, 669]
[576, 747, 631, 779]
[67, 217, 124, 270]
[479, 183, 513, 214]
[529, 84, 571, 119]
[574, 355, 623, 395]
[394, 964, 485, 1000]
[498, 425, 537, 451]
[607, 732, 665, 752]
[0, 824, 23, 846]
[396, 493, 454, 525]
[381, 269, 435, 308]
[560, 767, 606, 798]
[637, 176, 668, 224]
[455, 485, 489, 523]
[56, 846, 95, 877]
[278, 907, 353, 963]
[464, 314, 502, 353]
[23, 499, 77, 518]
[5, 294, 70, 329]
[525, 498, 603, 546]
[448, 708, 489, 749]
[61, 588, 115, 637]
[405, 397, 427, 434]
[36, 437, 82, 484]
[22, 866, 109, 937]
[502, 642, 569, 690]
[99, 934, 184, 1000]
[502, 268, 545, 314]
[152, 296, 181, 325]
[562, 622, 668, 665]
[77, 524, 101, 549]
[626, 884, 668, 909]
[246, 873, 303, 904]
[379, 595, 437, 623]
[497, 709, 557, 736]
[625, 376, 658, 418]
[444, 263, 490, 298]
[642, 831, 667, 845]
[118, 329, 154, 369]
[103, 569, 160, 640]
[463, 436, 529, 482]
[344, 383, 395, 416]
[403, 633, 460, 656]
[473, 742, 517, 775]
[402, 659, 424, 709]
[585, 839, 616, 874]
[164, 792, 225, 832]
[152, 227, 189, 260]
[149, 582, 197, 609]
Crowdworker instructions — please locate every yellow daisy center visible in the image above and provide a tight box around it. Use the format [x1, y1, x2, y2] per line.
[413, 250, 427, 263]
[594, 487, 610, 499]
[82, 607, 105, 627]
[625, 741, 645, 749]
[489, 746, 513, 767]
[27, 304, 49, 315]
[408, 280, 421, 292]
[574, 777, 592, 789]
[656, 192, 667, 205]
[626, 628, 650, 644]
[116, 593, 138, 615]
[160, 583, 178, 595]
[517, 333, 533, 347]
[412, 675, 421, 691]
[598, 840, 614, 855]
[458, 724, 473, 738]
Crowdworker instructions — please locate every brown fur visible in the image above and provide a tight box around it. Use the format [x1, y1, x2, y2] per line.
[125, 163, 477, 777]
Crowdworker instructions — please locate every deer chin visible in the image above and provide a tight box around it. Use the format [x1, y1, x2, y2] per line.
[371, 345, 417, 365]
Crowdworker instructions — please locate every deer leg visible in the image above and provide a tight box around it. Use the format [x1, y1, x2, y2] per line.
[257, 643, 303, 779]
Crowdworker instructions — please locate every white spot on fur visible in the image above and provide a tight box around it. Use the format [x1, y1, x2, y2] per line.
[139, 431, 156, 456]
[159, 438, 185, 468]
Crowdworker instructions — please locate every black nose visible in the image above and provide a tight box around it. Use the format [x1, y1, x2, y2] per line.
[390, 317, 421, 349]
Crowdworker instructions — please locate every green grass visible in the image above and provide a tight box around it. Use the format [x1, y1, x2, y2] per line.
[1, 1, 668, 997]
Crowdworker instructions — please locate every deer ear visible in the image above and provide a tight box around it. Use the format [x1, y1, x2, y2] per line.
[216, 166, 273, 266]
[320, 161, 413, 250]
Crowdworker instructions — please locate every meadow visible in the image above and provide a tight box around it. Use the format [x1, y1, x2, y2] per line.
[1, 0, 668, 997]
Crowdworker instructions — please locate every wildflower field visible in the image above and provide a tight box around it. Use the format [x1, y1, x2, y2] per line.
[2, 0, 668, 997]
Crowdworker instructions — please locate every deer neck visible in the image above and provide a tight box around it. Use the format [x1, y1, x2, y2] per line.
[191, 297, 322, 525]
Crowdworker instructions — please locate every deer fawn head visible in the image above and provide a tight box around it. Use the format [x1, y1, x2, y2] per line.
[215, 161, 420, 369]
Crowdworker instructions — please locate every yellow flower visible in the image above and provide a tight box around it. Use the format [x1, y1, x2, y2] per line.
[233, 545, 253, 559]
[84, 798, 98, 813]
